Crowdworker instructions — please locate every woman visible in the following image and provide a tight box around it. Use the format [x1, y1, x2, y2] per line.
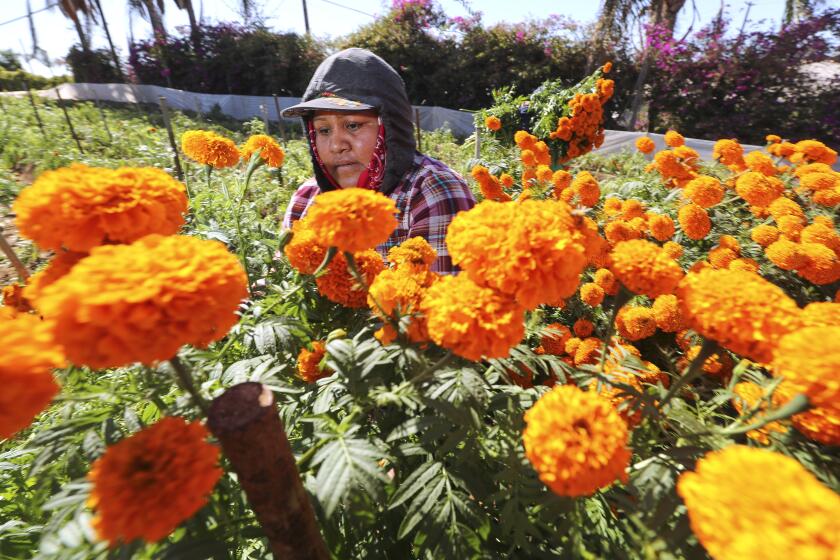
[281, 48, 475, 274]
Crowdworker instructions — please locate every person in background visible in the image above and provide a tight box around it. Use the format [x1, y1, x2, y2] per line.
[281, 48, 475, 274]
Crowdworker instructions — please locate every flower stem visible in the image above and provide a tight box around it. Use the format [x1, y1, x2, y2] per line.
[599, 286, 633, 374]
[168, 356, 210, 417]
[0, 227, 29, 282]
[657, 338, 719, 410]
[344, 251, 401, 334]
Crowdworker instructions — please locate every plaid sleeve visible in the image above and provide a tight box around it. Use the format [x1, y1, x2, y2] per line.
[282, 180, 321, 229]
[408, 169, 476, 274]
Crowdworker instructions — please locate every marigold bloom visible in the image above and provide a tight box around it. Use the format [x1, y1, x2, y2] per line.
[523, 385, 631, 497]
[551, 170, 572, 192]
[421, 274, 524, 361]
[801, 302, 840, 328]
[768, 197, 805, 222]
[730, 258, 760, 273]
[579, 282, 605, 307]
[541, 323, 571, 355]
[683, 176, 724, 208]
[484, 115, 501, 131]
[677, 445, 840, 560]
[647, 214, 675, 241]
[799, 172, 839, 192]
[735, 172, 785, 207]
[570, 171, 600, 207]
[284, 218, 327, 275]
[635, 136, 655, 154]
[609, 239, 684, 298]
[471, 165, 511, 203]
[446, 200, 587, 309]
[812, 187, 840, 206]
[772, 327, 840, 418]
[712, 138, 746, 170]
[0, 313, 64, 439]
[663, 241, 684, 259]
[774, 381, 840, 445]
[798, 242, 840, 285]
[678, 204, 711, 240]
[791, 139, 838, 165]
[1, 283, 30, 314]
[708, 247, 737, 269]
[664, 130, 685, 147]
[572, 318, 594, 338]
[38, 235, 248, 368]
[601, 61, 613, 73]
[777, 215, 804, 241]
[652, 294, 683, 332]
[605, 220, 641, 244]
[368, 263, 437, 343]
[793, 162, 834, 178]
[387, 236, 437, 269]
[766, 134, 781, 144]
[685, 344, 734, 377]
[181, 130, 240, 168]
[22, 251, 87, 310]
[603, 197, 623, 216]
[677, 268, 802, 363]
[240, 134, 285, 167]
[306, 188, 398, 253]
[616, 306, 657, 341]
[744, 151, 778, 176]
[88, 417, 222, 544]
[751, 225, 779, 247]
[317, 250, 385, 308]
[591, 370, 644, 427]
[565, 336, 582, 356]
[13, 165, 188, 252]
[765, 239, 807, 271]
[297, 341, 332, 382]
[500, 173, 514, 188]
[732, 382, 788, 444]
[573, 337, 602, 365]
[768, 141, 796, 159]
[514, 130, 537, 150]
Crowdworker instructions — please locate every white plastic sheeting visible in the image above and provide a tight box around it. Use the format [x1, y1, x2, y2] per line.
[7, 82, 836, 169]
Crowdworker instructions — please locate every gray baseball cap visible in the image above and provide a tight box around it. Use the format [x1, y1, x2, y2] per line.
[281, 93, 376, 118]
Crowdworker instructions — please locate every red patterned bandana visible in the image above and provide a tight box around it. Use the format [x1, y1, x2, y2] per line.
[307, 118, 387, 191]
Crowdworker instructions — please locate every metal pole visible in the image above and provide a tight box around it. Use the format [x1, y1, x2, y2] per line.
[54, 86, 85, 154]
[93, 91, 113, 144]
[158, 96, 185, 181]
[23, 82, 47, 141]
[301, 0, 311, 35]
[272, 94, 286, 143]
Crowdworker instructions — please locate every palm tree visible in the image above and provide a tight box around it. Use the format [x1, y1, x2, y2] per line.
[173, 0, 201, 53]
[56, 0, 94, 53]
[783, 0, 816, 25]
[128, 0, 167, 40]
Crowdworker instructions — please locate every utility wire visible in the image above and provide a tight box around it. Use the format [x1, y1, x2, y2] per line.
[0, 1, 61, 27]
[316, 0, 376, 18]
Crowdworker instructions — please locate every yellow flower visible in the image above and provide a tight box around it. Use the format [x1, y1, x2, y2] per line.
[801, 302, 840, 328]
[744, 151, 778, 176]
[88, 417, 222, 544]
[240, 134, 285, 167]
[772, 326, 840, 419]
[297, 341, 331, 383]
[421, 273, 524, 361]
[387, 236, 437, 269]
[677, 445, 840, 560]
[676, 268, 801, 363]
[0, 313, 64, 439]
[306, 188, 398, 253]
[616, 306, 657, 341]
[609, 239, 684, 298]
[652, 294, 683, 332]
[664, 130, 684, 147]
[13, 165, 187, 252]
[735, 172, 785, 207]
[37, 235, 248, 369]
[523, 385, 631, 497]
[579, 282, 605, 307]
[181, 130, 240, 168]
[750, 224, 779, 247]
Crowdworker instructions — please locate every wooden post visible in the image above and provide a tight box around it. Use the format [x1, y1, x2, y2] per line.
[260, 104, 270, 134]
[157, 96, 185, 181]
[414, 107, 422, 153]
[23, 82, 47, 141]
[474, 120, 481, 159]
[208, 383, 330, 560]
[273, 94, 286, 143]
[0, 227, 29, 282]
[54, 86, 84, 154]
[93, 92, 113, 144]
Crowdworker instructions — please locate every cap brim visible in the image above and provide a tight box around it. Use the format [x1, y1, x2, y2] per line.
[281, 97, 376, 118]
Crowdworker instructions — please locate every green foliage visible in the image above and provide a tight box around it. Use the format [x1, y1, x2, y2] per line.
[0, 69, 70, 91]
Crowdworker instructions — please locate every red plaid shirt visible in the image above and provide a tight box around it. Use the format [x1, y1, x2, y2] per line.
[283, 153, 476, 273]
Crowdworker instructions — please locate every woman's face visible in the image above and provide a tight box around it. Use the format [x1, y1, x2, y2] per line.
[312, 110, 379, 188]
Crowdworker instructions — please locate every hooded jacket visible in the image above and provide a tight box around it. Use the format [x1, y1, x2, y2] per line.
[300, 48, 417, 196]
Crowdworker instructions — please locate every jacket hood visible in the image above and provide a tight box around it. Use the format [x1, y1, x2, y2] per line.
[301, 48, 417, 195]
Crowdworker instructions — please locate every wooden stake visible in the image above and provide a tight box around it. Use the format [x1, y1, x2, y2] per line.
[260, 103, 270, 134]
[0, 227, 29, 282]
[474, 119, 481, 159]
[273, 94, 286, 143]
[54, 86, 84, 154]
[208, 383, 330, 560]
[157, 96, 185, 181]
[23, 82, 47, 141]
[93, 92, 113, 144]
[414, 107, 422, 152]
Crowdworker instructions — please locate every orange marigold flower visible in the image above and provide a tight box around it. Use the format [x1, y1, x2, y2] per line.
[678, 204, 711, 240]
[579, 282, 605, 307]
[0, 313, 64, 439]
[801, 302, 840, 328]
[181, 130, 240, 168]
[768, 141, 796, 158]
[514, 130, 537, 150]
[676, 268, 801, 363]
[88, 417, 222, 544]
[536, 165, 553, 183]
[297, 341, 332, 383]
[648, 214, 675, 241]
[551, 169, 572, 191]
[500, 173, 514, 187]
[609, 239, 684, 298]
[765, 239, 807, 271]
[570, 171, 600, 207]
[2, 283, 31, 314]
[663, 241, 684, 259]
[652, 294, 683, 332]
[812, 187, 840, 206]
[664, 130, 685, 148]
[565, 336, 582, 356]
[774, 380, 840, 446]
[718, 235, 741, 253]
[573, 318, 594, 337]
[735, 172, 785, 207]
[776, 215, 804, 241]
[421, 273, 524, 361]
[732, 382, 788, 444]
[523, 385, 631, 497]
[768, 197, 805, 222]
[744, 151, 778, 176]
[520, 149, 538, 167]
[772, 327, 840, 418]
[791, 139, 838, 165]
[799, 172, 839, 192]
[13, 165, 188, 252]
[817, 214, 837, 228]
[685, 344, 734, 377]
[621, 199, 645, 219]
[708, 247, 737, 269]
[729, 258, 760, 273]
[387, 236, 437, 269]
[765, 134, 781, 144]
[712, 138, 746, 170]
[471, 165, 511, 203]
[317, 250, 385, 308]
[22, 251, 86, 311]
[601, 61, 613, 73]
[751, 224, 779, 247]
[635, 136, 655, 154]
[793, 162, 834, 178]
[605, 220, 643, 244]
[446, 200, 587, 309]
[575, 337, 603, 365]
[368, 264, 437, 344]
[284, 218, 327, 275]
[798, 242, 840, 285]
[541, 323, 571, 355]
[677, 445, 840, 560]
[240, 134, 285, 167]
[306, 188, 397, 253]
[594, 267, 619, 295]
[37, 235, 248, 369]
[683, 176, 724, 208]
[616, 306, 657, 341]
[484, 115, 502, 131]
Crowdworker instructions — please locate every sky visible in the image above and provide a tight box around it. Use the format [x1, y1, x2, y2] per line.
[0, 0, 790, 77]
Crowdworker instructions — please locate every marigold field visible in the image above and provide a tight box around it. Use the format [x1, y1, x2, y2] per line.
[1, 69, 839, 560]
